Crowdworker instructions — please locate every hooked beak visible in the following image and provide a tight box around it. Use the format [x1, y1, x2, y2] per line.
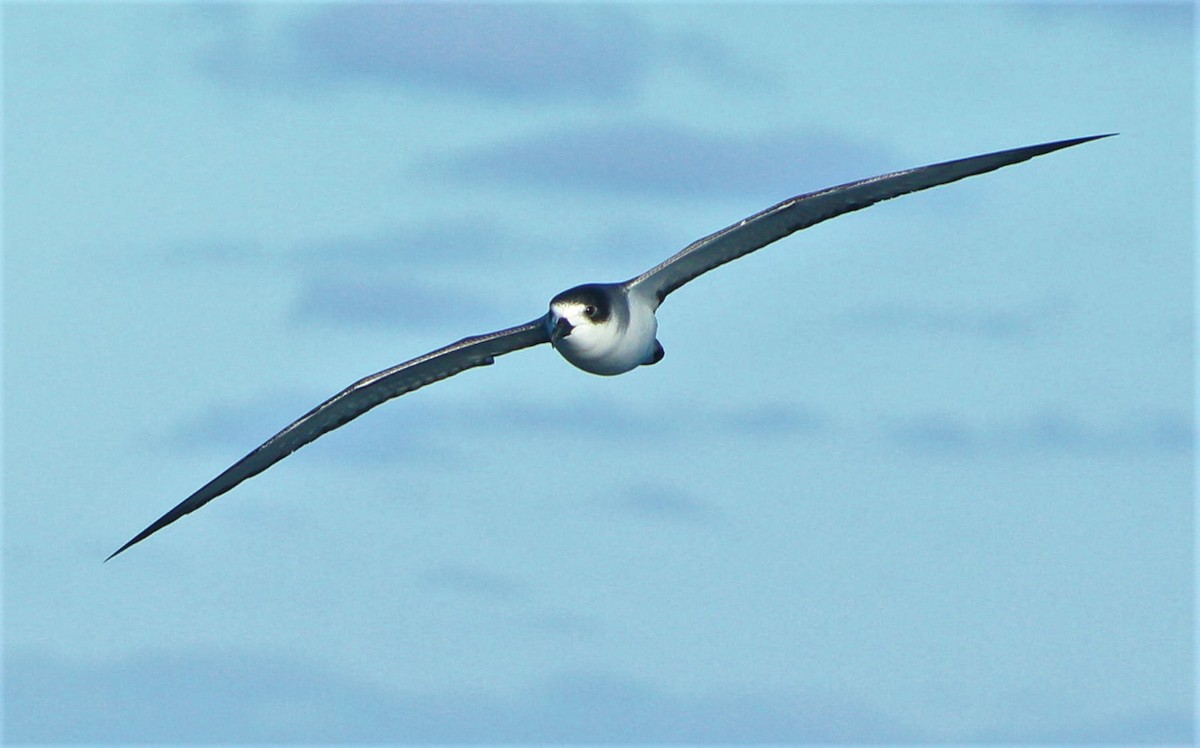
[550, 316, 573, 344]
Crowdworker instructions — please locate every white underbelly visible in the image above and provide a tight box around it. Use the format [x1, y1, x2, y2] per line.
[556, 305, 658, 376]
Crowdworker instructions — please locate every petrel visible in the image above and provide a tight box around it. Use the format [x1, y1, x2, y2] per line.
[107, 134, 1112, 560]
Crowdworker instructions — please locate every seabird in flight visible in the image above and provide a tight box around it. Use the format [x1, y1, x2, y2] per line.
[107, 134, 1112, 560]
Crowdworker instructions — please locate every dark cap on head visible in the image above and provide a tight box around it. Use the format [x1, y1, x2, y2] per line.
[549, 283, 615, 323]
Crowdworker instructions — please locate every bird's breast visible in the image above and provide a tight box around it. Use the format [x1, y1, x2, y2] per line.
[553, 303, 658, 377]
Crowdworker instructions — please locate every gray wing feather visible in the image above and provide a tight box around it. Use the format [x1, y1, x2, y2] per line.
[107, 316, 550, 560]
[626, 134, 1113, 305]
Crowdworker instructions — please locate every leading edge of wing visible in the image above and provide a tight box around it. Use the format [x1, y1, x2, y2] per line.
[106, 316, 551, 561]
[626, 134, 1116, 304]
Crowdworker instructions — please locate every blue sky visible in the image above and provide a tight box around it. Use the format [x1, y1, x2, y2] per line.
[3, 2, 1194, 744]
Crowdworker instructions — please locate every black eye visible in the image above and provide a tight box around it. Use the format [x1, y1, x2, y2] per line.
[584, 305, 597, 318]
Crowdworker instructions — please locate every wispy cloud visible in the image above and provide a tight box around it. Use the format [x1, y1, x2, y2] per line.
[168, 381, 1189, 472]
[970, 709, 1195, 744]
[888, 409, 1193, 456]
[614, 484, 721, 525]
[840, 298, 1072, 340]
[159, 217, 510, 271]
[164, 391, 315, 454]
[166, 393, 828, 468]
[196, 5, 756, 102]
[16, 646, 1188, 743]
[291, 5, 647, 99]
[4, 649, 923, 743]
[291, 217, 509, 269]
[476, 397, 828, 443]
[438, 122, 897, 200]
[153, 221, 527, 334]
[1012, 2, 1194, 37]
[159, 236, 269, 267]
[528, 670, 920, 743]
[416, 564, 529, 602]
[165, 393, 452, 466]
[516, 610, 601, 639]
[291, 276, 494, 331]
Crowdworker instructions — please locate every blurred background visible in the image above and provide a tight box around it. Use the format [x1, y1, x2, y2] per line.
[4, 3, 1193, 743]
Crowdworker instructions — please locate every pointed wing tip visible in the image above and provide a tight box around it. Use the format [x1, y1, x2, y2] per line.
[1019, 133, 1117, 163]
[1029, 133, 1116, 155]
[104, 534, 145, 562]
[1059, 133, 1118, 148]
[105, 508, 185, 562]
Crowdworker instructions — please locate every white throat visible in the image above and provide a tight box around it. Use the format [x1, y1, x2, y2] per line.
[549, 285, 659, 376]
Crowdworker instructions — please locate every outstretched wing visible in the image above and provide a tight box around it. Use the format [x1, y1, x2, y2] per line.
[625, 134, 1113, 306]
[107, 316, 551, 560]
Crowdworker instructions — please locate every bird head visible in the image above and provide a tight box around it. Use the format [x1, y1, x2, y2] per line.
[547, 284, 614, 345]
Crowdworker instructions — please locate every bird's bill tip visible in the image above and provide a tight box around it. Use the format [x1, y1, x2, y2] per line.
[550, 316, 573, 342]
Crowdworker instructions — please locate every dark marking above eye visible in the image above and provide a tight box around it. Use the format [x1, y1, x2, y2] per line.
[550, 283, 614, 323]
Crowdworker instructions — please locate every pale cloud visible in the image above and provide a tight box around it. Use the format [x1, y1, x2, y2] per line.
[840, 298, 1073, 340]
[290, 276, 494, 331]
[166, 393, 830, 468]
[1012, 2, 1194, 37]
[888, 409, 1193, 456]
[8, 646, 1190, 743]
[196, 4, 757, 102]
[438, 122, 897, 200]
[291, 217, 508, 269]
[4, 649, 922, 743]
[416, 564, 529, 602]
[291, 4, 648, 99]
[614, 484, 720, 524]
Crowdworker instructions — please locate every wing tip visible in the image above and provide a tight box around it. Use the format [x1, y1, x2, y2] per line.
[1019, 133, 1116, 158]
[1049, 133, 1118, 150]
[1072, 132, 1118, 144]
[104, 501, 193, 562]
[104, 528, 153, 562]
[104, 539, 136, 563]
